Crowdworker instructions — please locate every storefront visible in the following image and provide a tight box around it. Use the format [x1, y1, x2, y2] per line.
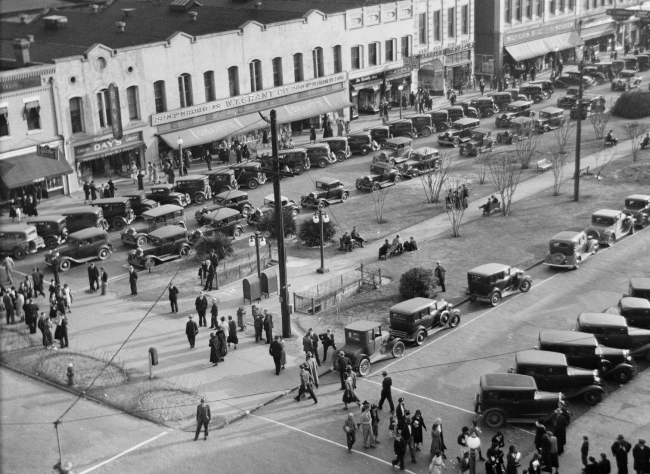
[580, 20, 617, 53]
[417, 50, 445, 96]
[445, 42, 474, 91]
[350, 74, 382, 115]
[73, 131, 146, 183]
[384, 67, 413, 107]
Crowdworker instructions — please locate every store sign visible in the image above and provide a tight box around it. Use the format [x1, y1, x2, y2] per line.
[36, 145, 58, 160]
[151, 72, 347, 126]
[445, 42, 475, 54]
[385, 67, 412, 80]
[74, 131, 141, 160]
[504, 20, 576, 45]
[350, 73, 382, 85]
[0, 75, 42, 94]
[403, 56, 420, 70]
[635, 10, 650, 19]
[606, 8, 635, 21]
[108, 83, 123, 140]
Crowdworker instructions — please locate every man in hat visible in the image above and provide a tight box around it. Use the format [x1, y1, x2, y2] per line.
[186, 315, 198, 348]
[612, 435, 632, 474]
[401, 415, 417, 463]
[396, 398, 407, 431]
[343, 413, 357, 453]
[302, 329, 315, 355]
[269, 335, 283, 375]
[210, 298, 218, 329]
[252, 305, 264, 342]
[194, 398, 211, 441]
[582, 436, 591, 468]
[128, 265, 138, 295]
[393, 432, 407, 470]
[360, 401, 375, 448]
[599, 453, 612, 474]
[378, 370, 395, 412]
[305, 351, 319, 388]
[435, 261, 446, 292]
[195, 291, 208, 327]
[168, 283, 179, 313]
[336, 351, 351, 390]
[263, 310, 273, 343]
[309, 329, 321, 366]
[319, 328, 337, 362]
[294, 364, 317, 404]
[633, 439, 650, 474]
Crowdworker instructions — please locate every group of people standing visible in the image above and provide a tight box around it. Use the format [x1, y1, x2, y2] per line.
[582, 434, 649, 474]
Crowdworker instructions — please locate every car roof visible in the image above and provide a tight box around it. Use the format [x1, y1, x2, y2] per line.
[68, 228, 106, 240]
[539, 330, 598, 347]
[430, 109, 448, 114]
[469, 263, 510, 276]
[316, 177, 341, 185]
[205, 207, 241, 220]
[0, 223, 38, 233]
[551, 231, 583, 242]
[371, 161, 395, 170]
[263, 194, 288, 202]
[151, 184, 174, 190]
[511, 116, 534, 124]
[303, 143, 329, 149]
[626, 194, 650, 201]
[620, 297, 650, 310]
[593, 209, 621, 218]
[122, 192, 147, 198]
[62, 206, 102, 215]
[630, 278, 650, 291]
[231, 162, 261, 169]
[530, 79, 551, 83]
[347, 130, 371, 136]
[281, 147, 307, 153]
[480, 374, 537, 390]
[567, 86, 580, 91]
[578, 312, 628, 327]
[454, 118, 479, 125]
[92, 197, 131, 205]
[175, 175, 208, 181]
[205, 169, 234, 175]
[27, 215, 67, 224]
[411, 113, 432, 118]
[516, 349, 567, 366]
[345, 320, 380, 331]
[446, 106, 464, 111]
[473, 128, 491, 134]
[387, 119, 412, 125]
[539, 107, 564, 114]
[385, 136, 412, 144]
[142, 204, 184, 217]
[412, 147, 439, 155]
[322, 136, 347, 141]
[619, 69, 637, 75]
[149, 226, 187, 239]
[509, 100, 532, 106]
[369, 125, 389, 130]
[215, 190, 247, 199]
[489, 92, 512, 96]
[390, 297, 436, 314]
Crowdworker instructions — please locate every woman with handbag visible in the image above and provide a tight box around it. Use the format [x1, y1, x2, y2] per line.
[342, 372, 360, 410]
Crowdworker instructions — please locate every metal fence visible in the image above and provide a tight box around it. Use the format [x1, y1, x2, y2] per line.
[214, 250, 269, 287]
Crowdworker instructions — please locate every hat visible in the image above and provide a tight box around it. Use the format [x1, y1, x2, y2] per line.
[210, 333, 214, 337]
[200, 398, 205, 402]
[362, 400, 369, 406]
[640, 440, 646, 444]
[617, 435, 625, 441]
[382, 371, 388, 376]
[308, 327, 313, 331]
[398, 397, 404, 403]
[189, 315, 194, 319]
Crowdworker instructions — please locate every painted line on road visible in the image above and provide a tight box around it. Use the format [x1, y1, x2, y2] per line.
[251, 414, 416, 473]
[365, 378, 473, 414]
[77, 431, 169, 474]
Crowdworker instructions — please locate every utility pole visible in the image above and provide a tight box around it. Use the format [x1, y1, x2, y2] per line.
[574, 62, 583, 202]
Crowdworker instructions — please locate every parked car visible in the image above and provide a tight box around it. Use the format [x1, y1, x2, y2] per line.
[570, 97, 600, 120]
[192, 207, 244, 241]
[621, 56, 638, 71]
[121, 204, 186, 247]
[511, 350, 604, 405]
[519, 85, 545, 103]
[576, 313, 650, 360]
[259, 148, 310, 175]
[145, 184, 189, 208]
[0, 223, 46, 259]
[122, 192, 158, 217]
[398, 148, 441, 178]
[537, 330, 636, 384]
[62, 207, 109, 233]
[611, 297, 650, 330]
[388, 297, 461, 346]
[204, 169, 239, 195]
[611, 70, 643, 91]
[635, 54, 649, 71]
[377, 137, 413, 163]
[529, 80, 555, 99]
[495, 101, 534, 128]
[582, 66, 608, 85]
[437, 118, 480, 146]
[127, 226, 191, 269]
[195, 190, 253, 224]
[387, 119, 416, 138]
[611, 59, 626, 75]
[622, 194, 650, 228]
[583, 209, 635, 246]
[474, 374, 565, 428]
[496, 116, 537, 144]
[355, 162, 403, 191]
[504, 89, 528, 102]
[45, 228, 113, 271]
[587, 61, 614, 78]
[367, 125, 391, 146]
[459, 129, 496, 157]
[174, 175, 212, 205]
[554, 72, 594, 89]
[535, 107, 566, 132]
[322, 137, 353, 162]
[230, 162, 267, 189]
[455, 101, 480, 118]
[428, 110, 451, 131]
[628, 278, 650, 303]
[466, 263, 532, 306]
[300, 177, 350, 209]
[468, 97, 497, 118]
[346, 132, 380, 156]
[488, 92, 515, 112]
[90, 197, 136, 231]
[557, 90, 581, 109]
[408, 114, 435, 137]
[304, 143, 337, 168]
[27, 216, 68, 250]
[247, 194, 300, 226]
[445, 105, 465, 123]
[543, 231, 599, 269]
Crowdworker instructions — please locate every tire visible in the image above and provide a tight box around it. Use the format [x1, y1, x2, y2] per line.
[483, 410, 506, 428]
[393, 176, 402, 184]
[497, 135, 504, 144]
[542, 92, 551, 100]
[533, 95, 542, 104]
[247, 179, 259, 190]
[452, 137, 460, 147]
[100, 219, 109, 231]
[233, 228, 242, 238]
[372, 183, 380, 192]
[519, 279, 532, 293]
[356, 181, 363, 190]
[438, 123, 449, 131]
[391, 341, 405, 358]
[607, 233, 616, 246]
[179, 246, 190, 257]
[639, 215, 648, 228]
[293, 165, 304, 175]
[415, 330, 426, 346]
[484, 108, 494, 118]
[341, 192, 349, 202]
[440, 312, 450, 326]
[614, 369, 633, 384]
[583, 390, 603, 406]
[241, 206, 251, 217]
[360, 147, 370, 156]
[97, 248, 109, 260]
[469, 112, 478, 119]
[59, 259, 71, 272]
[449, 312, 461, 328]
[113, 218, 125, 231]
[318, 159, 328, 169]
[195, 194, 206, 205]
[469, 296, 477, 302]
[336, 152, 346, 162]
[136, 236, 147, 247]
[489, 291, 501, 307]
[358, 357, 370, 377]
[422, 128, 432, 138]
[45, 237, 59, 250]
[13, 247, 26, 260]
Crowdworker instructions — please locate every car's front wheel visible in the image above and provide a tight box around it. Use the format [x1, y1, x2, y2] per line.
[45, 237, 59, 250]
[607, 233, 616, 246]
[391, 341, 405, 358]
[318, 159, 328, 169]
[483, 409, 506, 428]
[358, 357, 370, 377]
[360, 147, 370, 156]
[336, 152, 347, 162]
[233, 228, 242, 238]
[614, 368, 633, 384]
[519, 279, 532, 293]
[98, 248, 110, 260]
[13, 247, 26, 260]
[195, 194, 206, 205]
[179, 246, 190, 257]
[293, 165, 304, 175]
[422, 128, 432, 138]
[113, 218, 126, 231]
[449, 312, 461, 328]
[452, 138, 460, 147]
[341, 192, 349, 202]
[247, 179, 259, 190]
[136, 236, 147, 247]
[583, 390, 603, 406]
[59, 259, 71, 272]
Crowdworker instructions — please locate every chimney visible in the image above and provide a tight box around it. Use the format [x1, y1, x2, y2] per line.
[91, 4, 99, 13]
[12, 38, 31, 66]
[20, 14, 28, 24]
[188, 11, 197, 20]
[116, 21, 126, 32]
[27, 35, 35, 43]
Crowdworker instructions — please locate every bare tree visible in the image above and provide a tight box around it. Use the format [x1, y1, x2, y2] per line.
[488, 152, 523, 216]
[592, 149, 616, 179]
[475, 151, 491, 185]
[552, 121, 575, 155]
[371, 187, 391, 224]
[514, 127, 543, 169]
[547, 150, 568, 196]
[443, 177, 471, 237]
[622, 121, 650, 162]
[420, 151, 453, 203]
[589, 99, 612, 140]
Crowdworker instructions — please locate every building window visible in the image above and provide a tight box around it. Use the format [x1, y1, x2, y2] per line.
[24, 101, 41, 131]
[293, 53, 304, 82]
[569, 0, 575, 8]
[401, 36, 411, 57]
[418, 13, 427, 45]
[505, 0, 512, 22]
[204, 71, 215, 102]
[249, 60, 263, 92]
[272, 57, 283, 86]
[351, 46, 362, 70]
[549, 0, 556, 13]
[526, 0, 532, 18]
[313, 47, 325, 78]
[0, 108, 9, 137]
[153, 80, 166, 113]
[228, 67, 240, 97]
[69, 98, 83, 134]
[448, 7, 455, 37]
[178, 73, 193, 108]
[126, 86, 140, 120]
[96, 90, 111, 128]
[462, 5, 469, 34]
[333, 46, 342, 73]
[592, 0, 597, 7]
[385, 39, 395, 61]
[433, 10, 441, 41]
[368, 43, 379, 66]
[536, 0, 543, 16]
[515, 0, 522, 20]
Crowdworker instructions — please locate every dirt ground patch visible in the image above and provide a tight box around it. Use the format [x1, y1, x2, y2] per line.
[39, 352, 128, 387]
[138, 388, 200, 424]
[0, 325, 37, 353]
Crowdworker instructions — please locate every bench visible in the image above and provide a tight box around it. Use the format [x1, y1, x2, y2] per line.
[573, 166, 590, 179]
[536, 159, 552, 173]
[604, 140, 617, 148]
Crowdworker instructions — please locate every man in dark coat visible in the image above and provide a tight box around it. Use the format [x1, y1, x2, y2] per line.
[633, 440, 650, 474]
[253, 306, 264, 342]
[302, 330, 315, 355]
[137, 171, 144, 190]
[186, 315, 198, 348]
[24, 298, 39, 333]
[435, 261, 446, 292]
[209, 333, 220, 365]
[32, 268, 45, 298]
[309, 329, 321, 366]
[195, 291, 208, 327]
[269, 335, 284, 375]
[551, 407, 569, 455]
[612, 435, 633, 474]
[263, 310, 273, 343]
[319, 329, 336, 362]
[107, 179, 116, 198]
[89, 263, 99, 292]
[128, 266, 138, 295]
[89, 182, 97, 201]
[396, 398, 406, 431]
[378, 370, 395, 412]
[168, 284, 179, 313]
[83, 182, 90, 203]
[87, 263, 95, 292]
[205, 151, 213, 171]
[600, 453, 612, 474]
[210, 298, 218, 329]
[401, 416, 416, 464]
[194, 398, 211, 441]
[203, 262, 215, 291]
[336, 351, 351, 390]
[392, 433, 407, 470]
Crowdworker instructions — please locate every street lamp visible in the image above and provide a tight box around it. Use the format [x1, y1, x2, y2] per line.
[248, 232, 266, 278]
[398, 85, 404, 119]
[176, 137, 184, 174]
[313, 210, 330, 274]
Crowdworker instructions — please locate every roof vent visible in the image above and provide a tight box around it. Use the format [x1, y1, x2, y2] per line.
[188, 11, 197, 20]
[43, 15, 68, 30]
[169, 0, 193, 12]
[122, 8, 135, 17]
[116, 21, 126, 32]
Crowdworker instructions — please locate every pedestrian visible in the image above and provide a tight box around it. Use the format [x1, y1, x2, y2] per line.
[396, 397, 406, 430]
[263, 309, 273, 343]
[435, 261, 446, 292]
[612, 435, 632, 474]
[215, 325, 227, 358]
[147, 162, 153, 183]
[294, 363, 318, 404]
[252, 305, 263, 342]
[83, 182, 90, 203]
[337, 119, 344, 137]
[3, 291, 15, 324]
[305, 351, 319, 388]
[548, 431, 559, 474]
[100, 267, 108, 295]
[14, 290, 24, 322]
[479, 77, 485, 95]
[491, 76, 497, 91]
[401, 415, 416, 463]
[343, 413, 357, 453]
[393, 433, 407, 470]
[186, 315, 198, 348]
[168, 283, 179, 313]
[359, 402, 375, 448]
[487, 442, 505, 474]
[587, 457, 602, 474]
[128, 266, 138, 295]
[410, 91, 416, 108]
[633, 440, 650, 474]
[209, 298, 218, 329]
[137, 170, 144, 190]
[23, 298, 38, 334]
[600, 454, 612, 474]
[55, 314, 69, 348]
[458, 426, 470, 460]
[309, 126, 316, 143]
[195, 291, 208, 327]
[227, 316, 238, 349]
[342, 372, 360, 409]
[269, 335, 283, 375]
[583, 436, 591, 468]
[469, 419, 486, 461]
[89, 181, 97, 201]
[89, 262, 99, 292]
[506, 445, 520, 474]
[194, 398, 211, 441]
[430, 449, 446, 474]
[492, 432, 505, 450]
[412, 410, 427, 451]
[108, 178, 116, 198]
[378, 370, 395, 412]
[62, 283, 73, 312]
[450, 91, 456, 106]
[278, 335, 287, 369]
[370, 403, 380, 444]
[319, 328, 337, 362]
[44, 315, 55, 349]
[32, 268, 45, 298]
[2, 256, 15, 286]
[336, 350, 351, 389]
[152, 164, 160, 184]
[302, 329, 314, 355]
[203, 261, 215, 291]
[551, 407, 569, 455]
[431, 419, 446, 458]
[209, 332, 220, 366]
[529, 453, 542, 474]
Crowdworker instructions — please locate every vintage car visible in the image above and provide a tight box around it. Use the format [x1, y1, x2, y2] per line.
[455, 101, 480, 118]
[610, 297, 650, 330]
[582, 66, 608, 85]
[27, 216, 68, 249]
[0, 223, 45, 259]
[388, 297, 461, 346]
[398, 148, 441, 178]
[570, 96, 605, 120]
[628, 278, 650, 303]
[543, 231, 599, 269]
[247, 194, 300, 226]
[445, 105, 466, 123]
[204, 169, 239, 194]
[635, 54, 650, 71]
[62, 207, 109, 233]
[588, 61, 615, 77]
[437, 118, 480, 146]
[145, 184, 189, 208]
[503, 88, 528, 102]
[621, 56, 638, 71]
[121, 204, 186, 247]
[529, 80, 555, 99]
[127, 226, 191, 269]
[230, 162, 267, 189]
[408, 114, 435, 137]
[557, 90, 581, 109]
[511, 350, 604, 405]
[496, 116, 537, 144]
[368, 125, 391, 146]
[583, 209, 635, 246]
[387, 119, 417, 139]
[623, 194, 650, 228]
[428, 110, 451, 131]
[519, 85, 545, 103]
[174, 175, 212, 205]
[459, 129, 496, 157]
[474, 374, 566, 428]
[495, 101, 535, 128]
[488, 92, 515, 112]
[355, 162, 403, 191]
[334, 320, 405, 376]
[537, 330, 636, 384]
[122, 192, 158, 217]
[466, 263, 532, 306]
[194, 190, 252, 224]
[45, 228, 113, 271]
[304, 143, 337, 168]
[536, 107, 566, 132]
[192, 207, 244, 241]
[346, 132, 380, 156]
[375, 137, 413, 164]
[554, 72, 594, 89]
[300, 178, 350, 209]
[321, 137, 353, 162]
[468, 97, 497, 117]
[90, 197, 136, 231]
[259, 148, 310, 175]
[576, 313, 650, 360]
[611, 70, 643, 91]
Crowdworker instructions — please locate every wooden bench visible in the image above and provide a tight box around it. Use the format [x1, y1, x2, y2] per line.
[536, 158, 552, 173]
[573, 166, 590, 179]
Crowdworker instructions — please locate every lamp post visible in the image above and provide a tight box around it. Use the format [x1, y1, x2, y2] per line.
[398, 84, 403, 119]
[248, 232, 266, 278]
[176, 137, 183, 174]
[313, 210, 329, 274]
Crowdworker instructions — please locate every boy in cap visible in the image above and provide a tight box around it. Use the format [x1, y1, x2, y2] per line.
[343, 413, 357, 452]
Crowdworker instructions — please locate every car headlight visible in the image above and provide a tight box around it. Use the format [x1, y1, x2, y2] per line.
[594, 376, 602, 384]
[593, 369, 599, 377]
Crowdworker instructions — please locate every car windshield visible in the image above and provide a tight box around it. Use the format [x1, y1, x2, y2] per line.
[384, 142, 403, 150]
[263, 198, 276, 207]
[538, 112, 551, 118]
[316, 181, 334, 189]
[213, 196, 227, 204]
[452, 123, 466, 130]
[346, 330, 362, 342]
[471, 131, 484, 139]
[507, 105, 520, 112]
[592, 215, 614, 225]
[149, 236, 162, 246]
[625, 199, 646, 209]
[468, 274, 486, 283]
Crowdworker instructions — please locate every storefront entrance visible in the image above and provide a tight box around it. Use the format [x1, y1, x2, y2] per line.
[418, 57, 445, 96]
[0, 150, 72, 202]
[384, 68, 412, 107]
[73, 131, 145, 183]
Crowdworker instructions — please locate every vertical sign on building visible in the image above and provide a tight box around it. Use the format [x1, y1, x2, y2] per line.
[108, 83, 123, 140]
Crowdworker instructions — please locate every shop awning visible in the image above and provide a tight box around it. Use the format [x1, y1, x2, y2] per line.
[505, 31, 584, 61]
[74, 131, 144, 162]
[580, 23, 616, 42]
[352, 80, 383, 91]
[0, 153, 72, 189]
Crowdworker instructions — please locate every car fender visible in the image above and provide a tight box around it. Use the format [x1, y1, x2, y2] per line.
[629, 343, 650, 358]
[569, 385, 605, 398]
[354, 353, 370, 368]
[607, 362, 636, 377]
[381, 339, 401, 355]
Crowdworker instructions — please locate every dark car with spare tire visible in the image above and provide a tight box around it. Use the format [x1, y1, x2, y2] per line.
[388, 297, 461, 346]
[127, 226, 191, 269]
[194, 190, 253, 224]
[90, 197, 136, 231]
[45, 228, 113, 272]
[27, 216, 68, 250]
[62, 207, 109, 233]
[466, 263, 532, 306]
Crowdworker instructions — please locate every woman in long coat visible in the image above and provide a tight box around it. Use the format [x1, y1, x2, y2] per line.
[430, 424, 443, 456]
[506, 445, 520, 474]
[412, 410, 427, 450]
[216, 328, 227, 360]
[305, 352, 318, 386]
[209, 333, 220, 365]
[227, 316, 238, 349]
[279, 336, 287, 369]
[342, 373, 360, 410]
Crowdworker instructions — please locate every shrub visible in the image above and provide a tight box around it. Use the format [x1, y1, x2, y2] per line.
[257, 208, 297, 238]
[612, 91, 650, 119]
[297, 219, 337, 247]
[193, 232, 235, 262]
[399, 267, 437, 299]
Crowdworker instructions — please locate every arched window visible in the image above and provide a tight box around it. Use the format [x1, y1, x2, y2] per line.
[293, 53, 304, 82]
[96, 89, 112, 128]
[313, 47, 324, 78]
[153, 80, 167, 113]
[228, 66, 240, 97]
[333, 46, 342, 73]
[178, 73, 193, 107]
[250, 60, 263, 92]
[272, 57, 283, 86]
[69, 97, 83, 133]
[204, 71, 215, 102]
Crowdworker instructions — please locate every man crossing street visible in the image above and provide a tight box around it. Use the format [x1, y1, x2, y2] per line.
[378, 370, 395, 412]
[128, 266, 138, 295]
[168, 283, 179, 313]
[186, 315, 198, 348]
[194, 398, 211, 441]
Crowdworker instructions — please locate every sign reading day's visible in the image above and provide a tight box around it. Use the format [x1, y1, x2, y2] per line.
[151, 73, 347, 126]
[74, 131, 142, 160]
[504, 20, 576, 45]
